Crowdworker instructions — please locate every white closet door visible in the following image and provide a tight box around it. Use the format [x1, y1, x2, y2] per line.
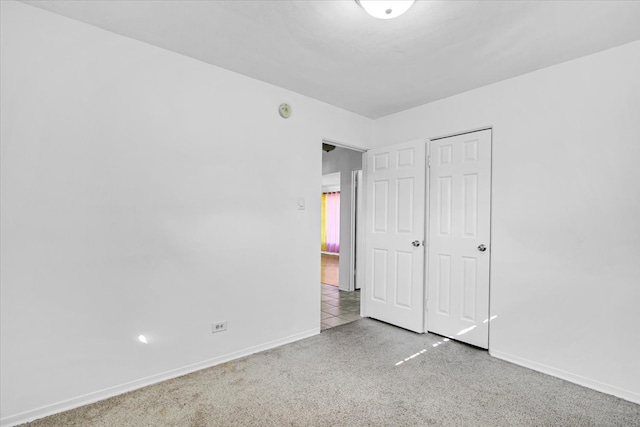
[427, 129, 492, 348]
[364, 140, 425, 333]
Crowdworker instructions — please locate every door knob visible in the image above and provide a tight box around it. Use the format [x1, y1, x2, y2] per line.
[478, 244, 487, 252]
[412, 240, 421, 247]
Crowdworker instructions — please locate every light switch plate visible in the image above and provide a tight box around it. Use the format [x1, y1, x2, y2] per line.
[297, 197, 305, 210]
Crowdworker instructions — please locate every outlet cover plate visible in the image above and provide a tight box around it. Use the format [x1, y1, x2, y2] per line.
[212, 321, 228, 333]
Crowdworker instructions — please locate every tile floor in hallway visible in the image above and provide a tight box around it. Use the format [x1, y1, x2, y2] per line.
[321, 283, 361, 331]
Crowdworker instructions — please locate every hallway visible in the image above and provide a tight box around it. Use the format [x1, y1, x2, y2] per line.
[321, 283, 360, 331]
[320, 253, 339, 286]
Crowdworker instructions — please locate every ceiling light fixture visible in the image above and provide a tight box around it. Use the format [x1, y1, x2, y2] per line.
[323, 143, 336, 153]
[356, 0, 415, 19]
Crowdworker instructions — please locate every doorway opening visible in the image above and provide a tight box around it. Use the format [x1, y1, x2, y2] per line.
[320, 142, 364, 331]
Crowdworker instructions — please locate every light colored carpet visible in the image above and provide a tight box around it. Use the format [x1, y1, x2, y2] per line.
[25, 319, 640, 426]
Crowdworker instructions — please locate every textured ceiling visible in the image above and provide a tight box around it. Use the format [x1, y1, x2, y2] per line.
[21, 0, 640, 119]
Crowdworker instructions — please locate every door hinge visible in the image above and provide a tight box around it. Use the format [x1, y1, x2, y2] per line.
[427, 155, 431, 167]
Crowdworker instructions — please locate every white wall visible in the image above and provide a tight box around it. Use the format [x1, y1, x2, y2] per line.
[322, 147, 363, 290]
[3, 2, 638, 423]
[321, 172, 341, 193]
[0, 2, 373, 424]
[374, 40, 640, 403]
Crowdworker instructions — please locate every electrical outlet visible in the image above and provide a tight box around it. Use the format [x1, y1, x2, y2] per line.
[212, 321, 227, 334]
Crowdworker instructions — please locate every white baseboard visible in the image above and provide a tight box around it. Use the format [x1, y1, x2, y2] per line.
[0, 327, 320, 427]
[489, 349, 640, 405]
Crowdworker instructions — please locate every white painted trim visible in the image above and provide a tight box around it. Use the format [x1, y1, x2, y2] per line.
[0, 328, 320, 427]
[322, 138, 367, 153]
[359, 154, 368, 316]
[353, 170, 364, 291]
[349, 170, 356, 291]
[423, 140, 431, 333]
[490, 350, 640, 405]
[322, 185, 340, 193]
[348, 169, 363, 292]
[430, 126, 493, 142]
[321, 251, 339, 256]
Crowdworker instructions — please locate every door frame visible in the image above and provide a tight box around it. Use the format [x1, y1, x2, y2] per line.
[350, 169, 364, 291]
[423, 126, 494, 346]
[360, 153, 369, 316]
[321, 139, 366, 293]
